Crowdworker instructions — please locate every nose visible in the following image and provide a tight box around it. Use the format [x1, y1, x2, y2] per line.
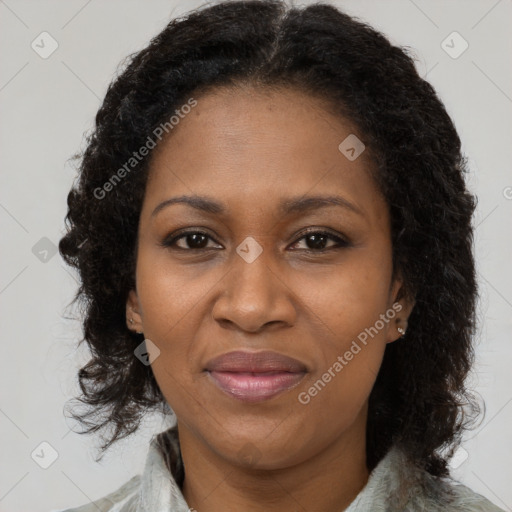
[211, 244, 297, 333]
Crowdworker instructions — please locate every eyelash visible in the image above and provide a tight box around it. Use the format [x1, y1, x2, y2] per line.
[160, 228, 351, 253]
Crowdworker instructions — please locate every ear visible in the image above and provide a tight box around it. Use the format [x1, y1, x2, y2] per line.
[126, 289, 143, 334]
[386, 276, 415, 344]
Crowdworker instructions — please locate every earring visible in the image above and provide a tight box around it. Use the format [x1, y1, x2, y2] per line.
[129, 317, 143, 334]
[397, 326, 406, 336]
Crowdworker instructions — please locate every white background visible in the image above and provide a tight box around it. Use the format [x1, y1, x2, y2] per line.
[0, 1, 511, 511]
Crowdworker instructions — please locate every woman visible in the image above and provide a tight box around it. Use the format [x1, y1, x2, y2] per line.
[57, 1, 504, 510]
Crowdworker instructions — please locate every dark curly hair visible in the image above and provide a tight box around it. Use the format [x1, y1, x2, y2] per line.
[59, 0, 480, 476]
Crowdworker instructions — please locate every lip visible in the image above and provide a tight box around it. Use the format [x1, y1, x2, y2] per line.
[204, 350, 307, 403]
[205, 350, 307, 373]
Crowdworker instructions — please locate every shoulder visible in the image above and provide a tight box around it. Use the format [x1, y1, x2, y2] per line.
[382, 446, 505, 512]
[55, 425, 187, 512]
[407, 474, 505, 511]
[433, 480, 506, 512]
[56, 474, 141, 512]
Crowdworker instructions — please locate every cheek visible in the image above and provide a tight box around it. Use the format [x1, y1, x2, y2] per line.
[143, 311, 207, 420]
[293, 251, 392, 412]
[298, 250, 393, 344]
[295, 300, 387, 440]
[134, 252, 220, 411]
[300, 339, 386, 413]
[136, 247, 217, 338]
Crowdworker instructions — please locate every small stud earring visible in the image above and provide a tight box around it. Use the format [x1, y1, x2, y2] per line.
[397, 326, 406, 336]
[129, 316, 142, 334]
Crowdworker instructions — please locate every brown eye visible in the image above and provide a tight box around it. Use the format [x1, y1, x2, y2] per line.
[161, 231, 222, 250]
[289, 230, 350, 252]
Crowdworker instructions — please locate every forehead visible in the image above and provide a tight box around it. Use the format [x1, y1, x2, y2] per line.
[143, 86, 386, 225]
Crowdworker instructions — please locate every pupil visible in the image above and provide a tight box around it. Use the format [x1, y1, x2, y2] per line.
[307, 234, 326, 249]
[188, 233, 207, 248]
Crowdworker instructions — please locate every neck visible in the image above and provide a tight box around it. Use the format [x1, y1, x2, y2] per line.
[179, 412, 369, 512]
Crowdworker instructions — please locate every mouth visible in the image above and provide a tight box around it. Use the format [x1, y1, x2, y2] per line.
[204, 350, 308, 403]
[206, 370, 306, 403]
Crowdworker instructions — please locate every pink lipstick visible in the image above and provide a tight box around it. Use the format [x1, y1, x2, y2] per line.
[205, 350, 307, 403]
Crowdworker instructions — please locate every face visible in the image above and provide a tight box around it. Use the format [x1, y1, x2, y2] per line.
[127, 86, 413, 470]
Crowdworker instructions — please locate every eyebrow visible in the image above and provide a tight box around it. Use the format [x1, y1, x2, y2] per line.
[151, 194, 364, 218]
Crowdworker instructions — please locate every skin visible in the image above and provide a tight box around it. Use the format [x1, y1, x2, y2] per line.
[126, 85, 415, 512]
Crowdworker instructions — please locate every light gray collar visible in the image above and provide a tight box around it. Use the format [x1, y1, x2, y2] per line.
[132, 427, 503, 512]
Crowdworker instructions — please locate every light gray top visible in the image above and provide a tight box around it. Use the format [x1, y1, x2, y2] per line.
[56, 426, 505, 512]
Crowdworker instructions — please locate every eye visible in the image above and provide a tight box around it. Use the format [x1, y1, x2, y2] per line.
[289, 230, 350, 252]
[161, 228, 350, 252]
[161, 230, 222, 250]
